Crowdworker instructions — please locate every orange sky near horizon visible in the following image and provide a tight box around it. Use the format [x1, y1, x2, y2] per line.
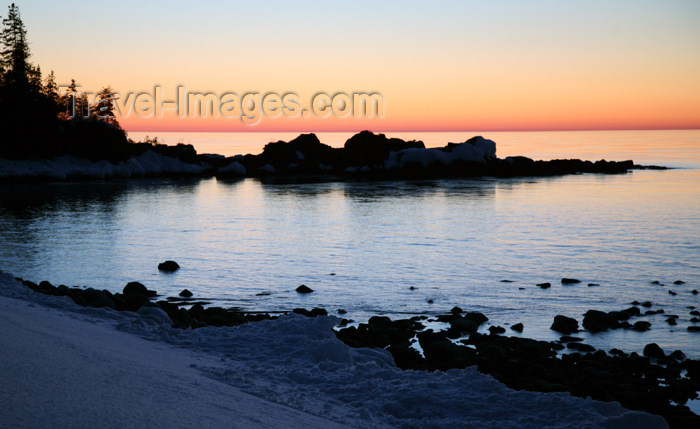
[14, 0, 700, 133]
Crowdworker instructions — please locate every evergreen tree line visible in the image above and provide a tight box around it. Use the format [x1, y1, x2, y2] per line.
[0, 3, 131, 161]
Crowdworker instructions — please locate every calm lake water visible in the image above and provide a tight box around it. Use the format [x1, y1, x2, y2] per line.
[1, 130, 700, 357]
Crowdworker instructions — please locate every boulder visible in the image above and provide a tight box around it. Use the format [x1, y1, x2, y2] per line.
[158, 260, 180, 272]
[179, 289, 193, 298]
[537, 282, 551, 289]
[451, 318, 479, 333]
[488, 326, 506, 335]
[643, 343, 665, 359]
[632, 321, 651, 332]
[296, 284, 314, 294]
[123, 281, 148, 296]
[344, 131, 425, 167]
[510, 323, 524, 332]
[123, 293, 149, 312]
[566, 342, 595, 352]
[551, 315, 579, 334]
[583, 310, 620, 333]
[561, 278, 581, 284]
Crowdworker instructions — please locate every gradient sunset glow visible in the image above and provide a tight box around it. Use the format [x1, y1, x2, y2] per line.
[16, 0, 700, 132]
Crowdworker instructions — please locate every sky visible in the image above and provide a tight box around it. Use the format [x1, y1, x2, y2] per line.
[10, 0, 700, 132]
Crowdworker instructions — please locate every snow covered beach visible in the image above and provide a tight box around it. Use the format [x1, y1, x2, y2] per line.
[0, 271, 672, 428]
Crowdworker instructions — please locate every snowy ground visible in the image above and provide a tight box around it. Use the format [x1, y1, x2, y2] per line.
[0, 271, 669, 428]
[0, 151, 208, 180]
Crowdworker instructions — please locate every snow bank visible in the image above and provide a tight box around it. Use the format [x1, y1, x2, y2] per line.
[0, 150, 209, 180]
[0, 271, 668, 429]
[385, 136, 497, 169]
[217, 161, 246, 176]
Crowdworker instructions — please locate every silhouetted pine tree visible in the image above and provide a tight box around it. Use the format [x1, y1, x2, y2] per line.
[0, 3, 129, 161]
[0, 3, 58, 157]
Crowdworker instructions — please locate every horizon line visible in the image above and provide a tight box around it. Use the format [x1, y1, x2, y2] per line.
[124, 127, 700, 134]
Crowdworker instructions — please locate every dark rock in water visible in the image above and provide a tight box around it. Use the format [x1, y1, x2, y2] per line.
[255, 292, 271, 296]
[609, 306, 640, 320]
[123, 281, 148, 296]
[179, 289, 193, 298]
[561, 278, 581, 284]
[587, 283, 600, 287]
[510, 323, 524, 332]
[337, 309, 347, 314]
[309, 307, 328, 317]
[669, 350, 686, 361]
[640, 301, 652, 308]
[631, 301, 640, 306]
[643, 343, 665, 359]
[559, 336, 583, 343]
[690, 317, 700, 323]
[668, 290, 677, 296]
[537, 282, 551, 289]
[488, 326, 506, 335]
[450, 306, 463, 314]
[551, 315, 579, 334]
[409, 286, 416, 290]
[688, 326, 700, 332]
[673, 280, 685, 285]
[566, 342, 595, 352]
[651, 280, 661, 285]
[464, 312, 489, 325]
[583, 310, 619, 333]
[158, 260, 180, 272]
[692, 289, 698, 295]
[666, 318, 677, 326]
[426, 299, 434, 304]
[632, 321, 651, 332]
[295, 284, 313, 294]
[500, 279, 513, 283]
[691, 310, 700, 316]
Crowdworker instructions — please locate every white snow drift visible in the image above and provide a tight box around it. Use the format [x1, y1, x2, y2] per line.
[0, 150, 209, 180]
[385, 137, 497, 169]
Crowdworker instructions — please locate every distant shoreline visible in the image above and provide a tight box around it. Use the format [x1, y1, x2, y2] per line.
[0, 131, 668, 183]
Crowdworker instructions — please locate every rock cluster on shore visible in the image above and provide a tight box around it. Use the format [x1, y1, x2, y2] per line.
[2, 131, 665, 183]
[209, 131, 652, 180]
[16, 275, 700, 428]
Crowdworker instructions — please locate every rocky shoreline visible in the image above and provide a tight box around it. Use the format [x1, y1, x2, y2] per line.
[15, 272, 700, 428]
[0, 131, 667, 183]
